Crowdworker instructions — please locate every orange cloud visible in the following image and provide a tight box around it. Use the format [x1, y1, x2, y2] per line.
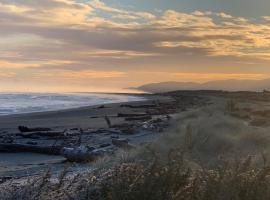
[60, 70, 127, 79]
[0, 60, 40, 68]
[172, 73, 269, 82]
[81, 50, 160, 58]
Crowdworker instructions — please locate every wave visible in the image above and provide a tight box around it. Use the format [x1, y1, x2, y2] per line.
[0, 92, 144, 116]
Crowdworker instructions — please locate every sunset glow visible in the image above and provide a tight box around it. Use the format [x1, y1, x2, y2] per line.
[1, 0, 270, 92]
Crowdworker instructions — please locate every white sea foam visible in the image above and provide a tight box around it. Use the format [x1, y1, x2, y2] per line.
[0, 93, 144, 116]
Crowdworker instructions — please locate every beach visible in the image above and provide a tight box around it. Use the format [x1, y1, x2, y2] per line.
[0, 92, 208, 181]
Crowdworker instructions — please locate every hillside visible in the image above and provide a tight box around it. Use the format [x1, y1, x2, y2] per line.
[137, 79, 270, 93]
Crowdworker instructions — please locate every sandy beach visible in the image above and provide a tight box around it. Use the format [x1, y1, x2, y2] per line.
[1, 92, 203, 180]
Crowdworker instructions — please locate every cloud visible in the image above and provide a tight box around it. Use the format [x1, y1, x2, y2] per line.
[153, 10, 215, 28]
[60, 70, 127, 79]
[29, 69, 127, 79]
[0, 60, 40, 68]
[0, 0, 93, 26]
[90, 0, 125, 14]
[262, 16, 270, 21]
[172, 72, 269, 81]
[1, 0, 270, 91]
[89, 0, 155, 21]
[80, 49, 160, 59]
[216, 12, 233, 19]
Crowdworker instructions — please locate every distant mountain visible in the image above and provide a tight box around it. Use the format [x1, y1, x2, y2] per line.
[137, 79, 270, 93]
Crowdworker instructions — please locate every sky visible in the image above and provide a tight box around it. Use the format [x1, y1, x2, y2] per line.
[0, 0, 270, 92]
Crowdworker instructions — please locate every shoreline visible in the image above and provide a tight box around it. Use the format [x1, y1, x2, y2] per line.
[0, 92, 149, 117]
[0, 92, 208, 181]
[0, 93, 159, 132]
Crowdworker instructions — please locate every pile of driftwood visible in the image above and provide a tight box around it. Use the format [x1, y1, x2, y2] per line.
[0, 124, 140, 163]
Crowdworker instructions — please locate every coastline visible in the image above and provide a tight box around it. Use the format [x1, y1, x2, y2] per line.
[0, 92, 147, 117]
[0, 93, 157, 132]
[0, 93, 175, 179]
[0, 92, 208, 181]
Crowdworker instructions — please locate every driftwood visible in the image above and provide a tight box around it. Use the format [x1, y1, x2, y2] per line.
[111, 123, 136, 134]
[104, 115, 112, 128]
[18, 126, 51, 133]
[0, 143, 62, 155]
[0, 176, 12, 184]
[125, 115, 152, 121]
[88, 128, 122, 135]
[61, 146, 105, 162]
[120, 104, 157, 108]
[118, 113, 148, 117]
[17, 131, 65, 139]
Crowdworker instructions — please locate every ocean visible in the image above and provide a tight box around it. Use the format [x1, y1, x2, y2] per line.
[0, 93, 144, 116]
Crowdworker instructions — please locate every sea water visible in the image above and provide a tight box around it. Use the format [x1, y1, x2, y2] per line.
[0, 93, 144, 116]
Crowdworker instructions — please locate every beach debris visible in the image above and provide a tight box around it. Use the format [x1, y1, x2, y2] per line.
[125, 115, 152, 121]
[26, 141, 38, 145]
[90, 116, 99, 119]
[117, 112, 148, 117]
[104, 115, 112, 128]
[100, 143, 111, 148]
[63, 129, 82, 136]
[17, 130, 65, 138]
[141, 116, 171, 132]
[1, 136, 14, 143]
[89, 128, 121, 135]
[98, 105, 106, 109]
[0, 143, 62, 155]
[61, 146, 105, 162]
[120, 104, 157, 109]
[18, 126, 51, 133]
[111, 123, 137, 134]
[0, 176, 12, 184]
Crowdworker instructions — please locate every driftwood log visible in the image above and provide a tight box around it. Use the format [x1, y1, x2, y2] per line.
[118, 113, 148, 117]
[125, 115, 152, 121]
[18, 126, 51, 133]
[17, 131, 64, 138]
[120, 104, 157, 108]
[61, 146, 104, 162]
[0, 143, 62, 155]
